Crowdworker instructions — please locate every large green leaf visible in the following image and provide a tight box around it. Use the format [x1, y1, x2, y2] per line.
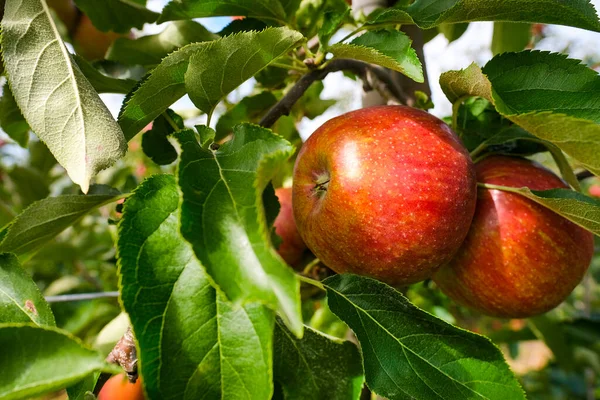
[479, 184, 600, 236]
[1, 0, 127, 193]
[0, 253, 55, 326]
[325, 274, 525, 400]
[185, 27, 304, 119]
[118, 174, 274, 400]
[330, 30, 423, 83]
[177, 125, 303, 336]
[367, 0, 600, 31]
[118, 27, 303, 138]
[159, 0, 288, 24]
[73, 55, 137, 94]
[274, 320, 364, 400]
[107, 20, 218, 66]
[440, 51, 600, 177]
[0, 193, 124, 257]
[0, 324, 107, 400]
[74, 0, 159, 33]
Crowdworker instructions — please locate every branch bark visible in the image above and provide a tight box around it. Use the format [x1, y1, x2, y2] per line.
[259, 59, 405, 128]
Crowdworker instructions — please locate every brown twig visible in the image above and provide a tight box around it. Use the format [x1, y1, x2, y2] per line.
[259, 58, 406, 128]
[576, 170, 593, 181]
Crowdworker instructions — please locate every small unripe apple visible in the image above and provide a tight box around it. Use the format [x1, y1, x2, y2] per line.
[433, 156, 594, 318]
[98, 373, 145, 400]
[73, 15, 125, 61]
[274, 187, 307, 267]
[293, 106, 477, 285]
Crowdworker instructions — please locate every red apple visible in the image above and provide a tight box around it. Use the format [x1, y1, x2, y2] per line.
[292, 105, 477, 285]
[98, 373, 145, 400]
[274, 187, 307, 267]
[433, 156, 594, 318]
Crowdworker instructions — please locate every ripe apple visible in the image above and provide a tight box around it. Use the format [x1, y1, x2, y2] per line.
[73, 15, 126, 61]
[292, 105, 477, 285]
[433, 156, 594, 318]
[98, 373, 145, 400]
[274, 187, 307, 267]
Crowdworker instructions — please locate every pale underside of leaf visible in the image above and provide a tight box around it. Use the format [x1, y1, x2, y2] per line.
[1, 0, 127, 192]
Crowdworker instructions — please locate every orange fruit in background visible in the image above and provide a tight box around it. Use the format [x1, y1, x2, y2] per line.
[73, 15, 127, 61]
[98, 374, 145, 400]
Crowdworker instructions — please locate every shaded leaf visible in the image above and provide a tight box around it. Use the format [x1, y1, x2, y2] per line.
[491, 22, 531, 55]
[215, 92, 278, 141]
[0, 83, 29, 147]
[73, 55, 137, 94]
[177, 125, 303, 336]
[480, 184, 600, 236]
[107, 20, 218, 66]
[159, 0, 288, 24]
[141, 111, 181, 165]
[0, 324, 106, 400]
[74, 0, 158, 33]
[330, 30, 423, 83]
[0, 193, 124, 257]
[1, 0, 127, 192]
[325, 274, 525, 400]
[274, 320, 364, 400]
[118, 174, 274, 399]
[0, 253, 55, 326]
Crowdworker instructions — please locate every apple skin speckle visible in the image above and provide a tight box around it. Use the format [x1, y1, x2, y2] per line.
[292, 105, 477, 285]
[433, 156, 594, 318]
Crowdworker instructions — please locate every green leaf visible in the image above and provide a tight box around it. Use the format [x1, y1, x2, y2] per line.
[318, 8, 350, 49]
[437, 23, 469, 42]
[407, 0, 600, 31]
[274, 320, 364, 400]
[177, 125, 303, 336]
[0, 253, 55, 326]
[118, 174, 275, 399]
[491, 22, 531, 55]
[185, 28, 304, 118]
[0, 324, 106, 400]
[159, 0, 288, 24]
[107, 20, 218, 66]
[324, 274, 525, 400]
[118, 27, 303, 138]
[0, 193, 124, 257]
[441, 51, 600, 177]
[479, 184, 600, 236]
[330, 30, 423, 83]
[66, 372, 100, 400]
[1, 0, 127, 192]
[141, 111, 181, 165]
[529, 315, 575, 369]
[0, 83, 29, 147]
[440, 63, 492, 103]
[73, 55, 137, 94]
[215, 92, 278, 141]
[73, 0, 159, 33]
[293, 80, 336, 119]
